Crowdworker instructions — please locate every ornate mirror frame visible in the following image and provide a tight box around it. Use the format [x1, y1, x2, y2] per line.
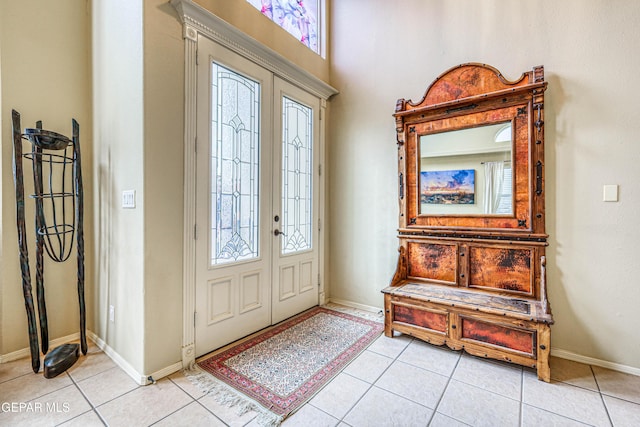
[395, 63, 547, 239]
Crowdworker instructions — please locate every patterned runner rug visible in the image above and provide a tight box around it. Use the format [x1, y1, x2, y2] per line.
[188, 305, 383, 425]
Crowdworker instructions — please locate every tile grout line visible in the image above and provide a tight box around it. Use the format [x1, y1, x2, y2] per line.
[166, 376, 230, 427]
[64, 370, 109, 426]
[147, 397, 197, 426]
[193, 389, 246, 427]
[429, 357, 524, 402]
[338, 336, 416, 425]
[522, 404, 595, 426]
[426, 352, 465, 426]
[589, 366, 640, 406]
[439, 364, 523, 403]
[521, 374, 612, 426]
[0, 371, 32, 386]
[147, 378, 193, 426]
[305, 338, 410, 424]
[306, 396, 347, 425]
[360, 356, 462, 418]
[146, 379, 226, 427]
[0, 370, 101, 426]
[350, 340, 414, 424]
[368, 338, 475, 425]
[70, 369, 143, 420]
[392, 348, 637, 427]
[591, 364, 615, 427]
[340, 370, 446, 415]
[196, 399, 234, 427]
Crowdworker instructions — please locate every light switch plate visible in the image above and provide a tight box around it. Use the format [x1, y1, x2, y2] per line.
[603, 184, 618, 202]
[122, 190, 136, 208]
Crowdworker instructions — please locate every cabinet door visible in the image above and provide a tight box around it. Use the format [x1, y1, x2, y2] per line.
[467, 244, 535, 296]
[406, 240, 458, 285]
[459, 316, 536, 357]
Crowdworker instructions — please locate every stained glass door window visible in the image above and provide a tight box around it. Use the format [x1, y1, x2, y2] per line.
[210, 63, 261, 265]
[281, 96, 313, 255]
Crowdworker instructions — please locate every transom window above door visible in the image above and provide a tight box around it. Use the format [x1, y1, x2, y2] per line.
[246, 0, 321, 54]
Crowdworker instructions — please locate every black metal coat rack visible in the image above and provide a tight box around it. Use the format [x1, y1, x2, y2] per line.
[11, 109, 87, 377]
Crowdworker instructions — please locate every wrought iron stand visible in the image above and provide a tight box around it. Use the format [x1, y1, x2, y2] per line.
[11, 109, 87, 377]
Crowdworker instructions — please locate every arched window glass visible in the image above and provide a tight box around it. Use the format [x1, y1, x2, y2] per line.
[247, 0, 320, 54]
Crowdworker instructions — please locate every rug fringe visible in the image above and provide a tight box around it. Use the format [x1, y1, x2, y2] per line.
[184, 366, 283, 427]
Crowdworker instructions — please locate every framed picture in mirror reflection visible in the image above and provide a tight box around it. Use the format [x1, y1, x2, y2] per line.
[420, 169, 475, 205]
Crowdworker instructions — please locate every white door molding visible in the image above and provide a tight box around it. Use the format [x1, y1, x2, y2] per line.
[172, 0, 337, 368]
[179, 24, 197, 369]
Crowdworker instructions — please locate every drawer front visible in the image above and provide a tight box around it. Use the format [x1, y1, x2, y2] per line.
[407, 241, 457, 284]
[460, 317, 535, 355]
[393, 304, 448, 333]
[468, 246, 533, 295]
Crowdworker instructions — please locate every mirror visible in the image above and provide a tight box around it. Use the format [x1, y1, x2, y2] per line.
[419, 122, 512, 216]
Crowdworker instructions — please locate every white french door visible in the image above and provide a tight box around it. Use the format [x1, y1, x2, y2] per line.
[195, 37, 320, 356]
[271, 78, 320, 324]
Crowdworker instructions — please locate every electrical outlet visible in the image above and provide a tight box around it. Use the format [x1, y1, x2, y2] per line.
[109, 305, 115, 322]
[122, 190, 136, 208]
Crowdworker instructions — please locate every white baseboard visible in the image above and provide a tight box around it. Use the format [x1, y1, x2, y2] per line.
[87, 332, 147, 385]
[148, 362, 183, 384]
[87, 332, 182, 385]
[551, 348, 640, 377]
[1, 330, 183, 385]
[0, 332, 81, 363]
[328, 298, 383, 314]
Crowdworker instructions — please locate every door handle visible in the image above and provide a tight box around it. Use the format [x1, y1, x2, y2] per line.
[274, 229, 286, 236]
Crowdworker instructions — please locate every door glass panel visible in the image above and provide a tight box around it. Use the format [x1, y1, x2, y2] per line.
[210, 62, 261, 265]
[281, 96, 313, 254]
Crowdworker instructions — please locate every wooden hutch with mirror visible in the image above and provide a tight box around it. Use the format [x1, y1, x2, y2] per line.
[382, 63, 553, 381]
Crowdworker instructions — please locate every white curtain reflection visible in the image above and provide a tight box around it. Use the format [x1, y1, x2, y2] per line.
[484, 161, 504, 214]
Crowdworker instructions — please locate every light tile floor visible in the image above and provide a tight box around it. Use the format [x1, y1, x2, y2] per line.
[1, 334, 639, 426]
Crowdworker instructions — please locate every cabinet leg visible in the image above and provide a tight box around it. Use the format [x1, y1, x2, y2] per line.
[384, 294, 393, 337]
[536, 325, 551, 382]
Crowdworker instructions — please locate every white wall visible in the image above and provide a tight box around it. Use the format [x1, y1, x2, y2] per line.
[141, 0, 185, 374]
[0, 0, 4, 354]
[329, 0, 640, 370]
[1, 0, 93, 357]
[92, 0, 145, 373]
